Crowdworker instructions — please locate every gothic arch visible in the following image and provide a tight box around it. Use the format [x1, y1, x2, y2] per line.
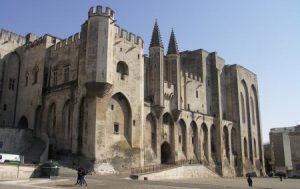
[78, 97, 86, 155]
[62, 100, 71, 147]
[145, 113, 157, 153]
[241, 80, 253, 162]
[210, 124, 217, 160]
[7, 52, 21, 127]
[253, 138, 257, 158]
[201, 123, 208, 161]
[244, 137, 248, 158]
[47, 103, 56, 138]
[231, 127, 238, 167]
[34, 105, 42, 135]
[162, 113, 174, 144]
[240, 92, 246, 123]
[251, 85, 262, 160]
[190, 121, 198, 159]
[178, 119, 187, 157]
[111, 92, 132, 145]
[223, 126, 230, 159]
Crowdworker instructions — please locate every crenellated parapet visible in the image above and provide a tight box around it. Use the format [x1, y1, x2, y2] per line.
[88, 5, 115, 19]
[115, 25, 143, 48]
[50, 32, 80, 51]
[0, 28, 26, 45]
[24, 36, 46, 51]
[183, 71, 202, 82]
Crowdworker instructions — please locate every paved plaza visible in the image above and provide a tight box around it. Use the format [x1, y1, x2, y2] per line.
[0, 174, 299, 189]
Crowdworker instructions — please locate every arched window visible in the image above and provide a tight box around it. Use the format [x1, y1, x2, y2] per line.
[250, 97, 255, 125]
[116, 61, 129, 80]
[244, 137, 248, 158]
[240, 92, 246, 123]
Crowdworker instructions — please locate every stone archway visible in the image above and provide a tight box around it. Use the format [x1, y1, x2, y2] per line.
[201, 123, 208, 161]
[190, 121, 198, 159]
[161, 142, 172, 164]
[18, 116, 28, 129]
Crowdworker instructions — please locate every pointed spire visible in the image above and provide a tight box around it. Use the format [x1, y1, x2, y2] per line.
[150, 20, 163, 48]
[167, 29, 179, 55]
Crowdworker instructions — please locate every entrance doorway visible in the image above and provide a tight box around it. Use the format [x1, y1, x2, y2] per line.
[161, 142, 172, 164]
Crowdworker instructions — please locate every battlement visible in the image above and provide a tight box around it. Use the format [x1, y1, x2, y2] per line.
[183, 71, 201, 82]
[0, 28, 26, 44]
[88, 5, 115, 19]
[51, 32, 80, 51]
[24, 36, 46, 50]
[115, 26, 143, 48]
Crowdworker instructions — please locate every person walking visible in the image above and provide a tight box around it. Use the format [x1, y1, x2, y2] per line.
[80, 167, 88, 187]
[247, 176, 253, 187]
[74, 166, 82, 186]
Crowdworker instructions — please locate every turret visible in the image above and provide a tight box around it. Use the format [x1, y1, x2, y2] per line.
[166, 29, 181, 110]
[149, 20, 164, 106]
[84, 5, 115, 94]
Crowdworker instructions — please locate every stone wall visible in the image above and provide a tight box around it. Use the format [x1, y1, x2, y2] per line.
[0, 164, 37, 180]
[0, 128, 34, 154]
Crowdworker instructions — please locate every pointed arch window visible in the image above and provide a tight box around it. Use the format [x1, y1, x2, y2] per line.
[32, 65, 39, 85]
[240, 92, 246, 123]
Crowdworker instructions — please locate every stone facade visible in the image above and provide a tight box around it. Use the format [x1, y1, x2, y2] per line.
[0, 5, 264, 176]
[270, 125, 300, 177]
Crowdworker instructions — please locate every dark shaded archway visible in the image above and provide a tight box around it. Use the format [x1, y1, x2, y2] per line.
[34, 106, 42, 135]
[18, 116, 28, 129]
[201, 123, 208, 161]
[161, 142, 172, 164]
[178, 119, 187, 157]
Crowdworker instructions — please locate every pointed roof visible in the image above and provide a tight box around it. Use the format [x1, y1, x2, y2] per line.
[167, 29, 179, 55]
[150, 20, 163, 48]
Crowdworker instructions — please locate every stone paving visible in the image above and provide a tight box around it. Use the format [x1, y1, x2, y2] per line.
[0, 175, 299, 189]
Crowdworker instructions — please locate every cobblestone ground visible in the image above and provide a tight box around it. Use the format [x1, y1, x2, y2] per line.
[0, 175, 299, 189]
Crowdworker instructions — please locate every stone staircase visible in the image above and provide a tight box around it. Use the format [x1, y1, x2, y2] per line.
[21, 137, 46, 164]
[137, 164, 219, 180]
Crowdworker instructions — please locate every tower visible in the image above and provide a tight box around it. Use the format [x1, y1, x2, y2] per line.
[84, 6, 115, 92]
[166, 29, 181, 111]
[149, 21, 164, 107]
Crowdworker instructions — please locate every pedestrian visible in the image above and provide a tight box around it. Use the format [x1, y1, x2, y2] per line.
[80, 168, 88, 186]
[247, 176, 253, 187]
[74, 166, 82, 186]
[279, 174, 283, 181]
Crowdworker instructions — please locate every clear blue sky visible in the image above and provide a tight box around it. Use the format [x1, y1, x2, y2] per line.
[1, 0, 300, 143]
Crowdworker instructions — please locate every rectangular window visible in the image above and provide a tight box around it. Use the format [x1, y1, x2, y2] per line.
[111, 105, 114, 110]
[8, 78, 15, 90]
[187, 104, 190, 110]
[53, 70, 58, 86]
[179, 135, 182, 144]
[196, 91, 198, 98]
[3, 104, 7, 111]
[192, 137, 194, 144]
[114, 123, 119, 134]
[64, 66, 69, 82]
